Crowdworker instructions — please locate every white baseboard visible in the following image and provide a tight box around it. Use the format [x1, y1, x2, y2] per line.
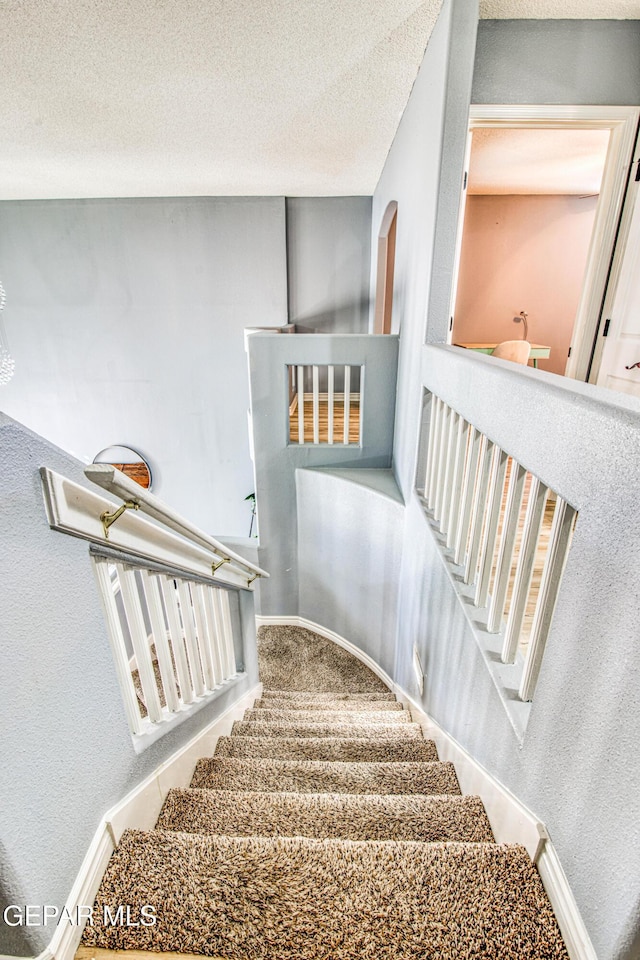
[537, 843, 598, 960]
[257, 614, 596, 960]
[13, 683, 262, 960]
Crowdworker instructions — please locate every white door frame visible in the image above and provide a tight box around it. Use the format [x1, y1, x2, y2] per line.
[450, 104, 639, 381]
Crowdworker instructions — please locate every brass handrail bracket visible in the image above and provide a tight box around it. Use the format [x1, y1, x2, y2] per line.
[100, 500, 139, 539]
[212, 557, 231, 575]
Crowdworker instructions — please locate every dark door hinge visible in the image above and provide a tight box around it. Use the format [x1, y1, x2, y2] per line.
[603, 318, 611, 337]
[567, 347, 572, 358]
[449, 316, 454, 332]
[463, 171, 468, 190]
[635, 159, 640, 182]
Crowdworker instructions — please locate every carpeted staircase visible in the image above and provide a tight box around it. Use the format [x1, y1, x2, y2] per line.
[82, 664, 569, 958]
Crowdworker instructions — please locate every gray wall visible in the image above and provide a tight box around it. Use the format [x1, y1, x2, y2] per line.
[365, 9, 640, 958]
[297, 468, 403, 679]
[0, 197, 288, 538]
[412, 347, 640, 960]
[473, 20, 640, 105]
[370, 0, 477, 498]
[0, 195, 373, 541]
[0, 412, 259, 956]
[287, 198, 372, 333]
[247, 332, 399, 615]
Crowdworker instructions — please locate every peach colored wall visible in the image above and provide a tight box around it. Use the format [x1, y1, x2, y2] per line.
[453, 194, 598, 375]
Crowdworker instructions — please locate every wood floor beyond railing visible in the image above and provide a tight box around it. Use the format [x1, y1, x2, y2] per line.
[289, 393, 361, 444]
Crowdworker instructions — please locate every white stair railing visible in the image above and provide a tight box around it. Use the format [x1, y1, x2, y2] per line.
[422, 394, 577, 702]
[94, 557, 240, 736]
[40, 465, 267, 742]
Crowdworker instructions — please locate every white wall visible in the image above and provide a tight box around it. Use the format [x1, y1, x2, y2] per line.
[0, 197, 288, 537]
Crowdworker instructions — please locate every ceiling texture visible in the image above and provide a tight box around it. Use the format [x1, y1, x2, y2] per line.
[1, 0, 638, 200]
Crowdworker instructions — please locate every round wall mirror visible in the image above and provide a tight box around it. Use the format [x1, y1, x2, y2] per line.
[93, 445, 153, 490]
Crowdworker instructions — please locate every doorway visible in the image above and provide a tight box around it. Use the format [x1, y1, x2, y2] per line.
[449, 105, 639, 382]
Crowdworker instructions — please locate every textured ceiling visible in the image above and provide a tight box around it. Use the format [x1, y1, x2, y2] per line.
[469, 128, 611, 194]
[0, 0, 442, 199]
[1, 0, 638, 200]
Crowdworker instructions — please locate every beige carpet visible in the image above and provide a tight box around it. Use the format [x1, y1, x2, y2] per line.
[83, 625, 568, 958]
[257, 625, 388, 692]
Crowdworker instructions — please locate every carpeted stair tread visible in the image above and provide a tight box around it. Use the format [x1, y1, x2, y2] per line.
[214, 735, 438, 762]
[261, 689, 398, 702]
[83, 830, 568, 959]
[254, 697, 404, 712]
[157, 788, 494, 842]
[232, 719, 425, 740]
[243, 707, 411, 724]
[190, 757, 460, 795]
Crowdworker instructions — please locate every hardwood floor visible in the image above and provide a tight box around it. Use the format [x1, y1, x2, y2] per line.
[289, 393, 361, 444]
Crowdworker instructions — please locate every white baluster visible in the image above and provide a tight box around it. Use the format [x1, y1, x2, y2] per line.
[328, 365, 335, 445]
[343, 365, 351, 444]
[464, 437, 493, 586]
[139, 570, 180, 712]
[118, 565, 163, 722]
[297, 364, 305, 444]
[91, 558, 143, 734]
[502, 476, 548, 664]
[175, 579, 206, 696]
[312, 365, 320, 444]
[159, 576, 195, 703]
[519, 498, 577, 701]
[475, 446, 508, 608]
[488, 460, 526, 634]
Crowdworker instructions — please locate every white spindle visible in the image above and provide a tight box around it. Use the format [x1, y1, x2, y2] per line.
[424, 394, 438, 497]
[92, 558, 143, 734]
[118, 565, 163, 722]
[357, 365, 364, 445]
[475, 446, 508, 608]
[464, 437, 493, 585]
[434, 403, 452, 522]
[297, 364, 305, 444]
[175, 579, 206, 696]
[488, 460, 526, 633]
[519, 498, 577, 701]
[440, 410, 459, 534]
[426, 397, 443, 506]
[159, 576, 195, 703]
[446, 417, 469, 548]
[202, 586, 225, 683]
[218, 588, 237, 677]
[328, 365, 335, 445]
[191, 582, 218, 689]
[139, 570, 180, 712]
[312, 365, 320, 444]
[502, 476, 548, 664]
[343, 365, 351, 444]
[454, 426, 481, 564]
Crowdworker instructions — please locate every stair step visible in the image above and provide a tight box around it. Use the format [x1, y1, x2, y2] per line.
[254, 697, 404, 712]
[83, 831, 568, 958]
[190, 757, 460, 795]
[232, 719, 425, 740]
[158, 788, 494, 842]
[261, 689, 397, 702]
[215, 735, 438, 762]
[243, 707, 411, 724]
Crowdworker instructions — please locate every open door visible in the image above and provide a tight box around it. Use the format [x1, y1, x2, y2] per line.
[593, 137, 640, 398]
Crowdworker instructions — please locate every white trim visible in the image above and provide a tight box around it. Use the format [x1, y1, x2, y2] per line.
[537, 843, 599, 960]
[255, 615, 394, 689]
[10, 684, 261, 960]
[41, 467, 254, 591]
[256, 615, 596, 960]
[464, 104, 639, 383]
